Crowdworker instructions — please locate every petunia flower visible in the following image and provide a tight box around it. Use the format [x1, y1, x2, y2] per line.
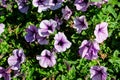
[25, 25, 48, 45]
[74, 0, 89, 11]
[36, 34, 49, 45]
[94, 22, 108, 43]
[25, 25, 38, 42]
[50, 0, 64, 10]
[38, 19, 57, 37]
[16, 0, 29, 14]
[90, 66, 107, 80]
[62, 6, 72, 20]
[54, 32, 72, 52]
[0, 0, 7, 7]
[0, 67, 11, 80]
[7, 49, 25, 70]
[0, 23, 5, 35]
[32, 0, 53, 13]
[73, 16, 88, 33]
[78, 40, 100, 60]
[36, 49, 56, 68]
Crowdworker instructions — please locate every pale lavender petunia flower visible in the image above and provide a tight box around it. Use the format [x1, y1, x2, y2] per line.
[62, 6, 72, 20]
[16, 0, 29, 14]
[38, 19, 57, 37]
[0, 67, 11, 80]
[0, 23, 5, 35]
[50, 0, 64, 10]
[94, 22, 108, 43]
[78, 40, 100, 60]
[73, 16, 88, 33]
[74, 0, 89, 11]
[32, 0, 53, 13]
[54, 32, 72, 52]
[36, 49, 56, 68]
[7, 49, 25, 70]
[25, 25, 48, 45]
[90, 66, 107, 80]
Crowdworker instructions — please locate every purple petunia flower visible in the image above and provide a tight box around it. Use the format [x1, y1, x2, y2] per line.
[94, 22, 108, 43]
[38, 19, 57, 37]
[0, 67, 11, 80]
[0, 0, 7, 7]
[90, 0, 108, 8]
[54, 32, 72, 52]
[90, 66, 107, 80]
[62, 6, 72, 20]
[25, 25, 48, 45]
[74, 0, 89, 11]
[36, 49, 56, 68]
[37, 35, 49, 45]
[25, 25, 38, 42]
[73, 16, 88, 33]
[7, 49, 25, 70]
[78, 40, 100, 60]
[0, 23, 5, 35]
[50, 0, 64, 10]
[32, 0, 53, 13]
[16, 0, 29, 14]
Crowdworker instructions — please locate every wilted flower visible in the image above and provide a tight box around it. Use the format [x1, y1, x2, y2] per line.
[7, 49, 25, 70]
[78, 40, 100, 60]
[25, 25, 48, 45]
[36, 49, 56, 68]
[38, 19, 57, 37]
[13, 70, 20, 78]
[50, 0, 64, 10]
[94, 22, 108, 43]
[54, 16, 63, 30]
[54, 32, 72, 52]
[73, 16, 88, 33]
[64, 61, 71, 71]
[62, 6, 72, 20]
[90, 0, 108, 8]
[16, 0, 29, 14]
[32, 0, 53, 13]
[74, 0, 89, 11]
[0, 67, 11, 80]
[0, 23, 5, 35]
[90, 66, 107, 80]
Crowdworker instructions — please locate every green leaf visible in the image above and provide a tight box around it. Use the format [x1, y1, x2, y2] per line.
[107, 6, 117, 18]
[90, 0, 102, 2]
[0, 16, 6, 23]
[61, 75, 67, 80]
[117, 2, 120, 7]
[67, 66, 76, 79]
